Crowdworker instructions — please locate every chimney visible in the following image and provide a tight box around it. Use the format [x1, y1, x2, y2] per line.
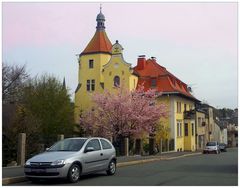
[137, 55, 146, 70]
[151, 56, 156, 61]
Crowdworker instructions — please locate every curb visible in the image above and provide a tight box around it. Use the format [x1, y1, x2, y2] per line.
[117, 157, 162, 167]
[117, 152, 201, 167]
[3, 166, 22, 169]
[163, 152, 202, 160]
[2, 176, 26, 185]
[2, 152, 201, 185]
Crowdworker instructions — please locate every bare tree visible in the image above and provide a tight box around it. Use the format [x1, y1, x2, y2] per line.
[2, 63, 29, 166]
[2, 63, 29, 104]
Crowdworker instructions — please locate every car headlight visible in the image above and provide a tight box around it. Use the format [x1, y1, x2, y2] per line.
[25, 161, 30, 166]
[51, 159, 65, 166]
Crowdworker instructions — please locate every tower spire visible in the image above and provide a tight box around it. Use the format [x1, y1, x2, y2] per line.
[62, 77, 66, 90]
[96, 4, 105, 30]
[80, 6, 112, 55]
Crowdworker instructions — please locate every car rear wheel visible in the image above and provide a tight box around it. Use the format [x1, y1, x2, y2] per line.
[68, 164, 81, 183]
[106, 160, 116, 175]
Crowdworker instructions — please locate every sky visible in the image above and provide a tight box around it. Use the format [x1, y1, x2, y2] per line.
[2, 2, 238, 109]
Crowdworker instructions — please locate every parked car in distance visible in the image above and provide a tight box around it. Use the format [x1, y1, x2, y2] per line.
[219, 143, 227, 152]
[203, 141, 220, 154]
[24, 137, 116, 183]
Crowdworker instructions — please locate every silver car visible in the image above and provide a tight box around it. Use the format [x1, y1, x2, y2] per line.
[24, 137, 116, 183]
[203, 141, 220, 154]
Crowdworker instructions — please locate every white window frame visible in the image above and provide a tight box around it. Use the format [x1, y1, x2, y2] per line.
[177, 120, 182, 137]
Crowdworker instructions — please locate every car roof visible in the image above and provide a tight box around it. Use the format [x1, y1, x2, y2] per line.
[65, 137, 109, 140]
[65, 137, 88, 140]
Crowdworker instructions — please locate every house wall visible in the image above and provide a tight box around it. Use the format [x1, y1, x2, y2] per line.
[208, 108, 214, 141]
[74, 53, 111, 122]
[157, 95, 171, 142]
[158, 96, 195, 151]
[174, 96, 195, 151]
[212, 122, 221, 142]
[195, 111, 207, 150]
[220, 128, 228, 144]
[184, 119, 196, 151]
[102, 54, 138, 91]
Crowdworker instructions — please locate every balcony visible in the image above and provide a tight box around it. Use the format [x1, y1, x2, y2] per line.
[184, 110, 195, 119]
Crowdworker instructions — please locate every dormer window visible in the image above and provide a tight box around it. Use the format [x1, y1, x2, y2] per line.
[89, 60, 94, 69]
[151, 79, 157, 88]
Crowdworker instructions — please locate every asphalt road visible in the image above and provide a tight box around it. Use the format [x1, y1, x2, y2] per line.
[12, 148, 238, 186]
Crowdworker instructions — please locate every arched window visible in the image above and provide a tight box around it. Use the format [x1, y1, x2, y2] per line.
[114, 76, 120, 87]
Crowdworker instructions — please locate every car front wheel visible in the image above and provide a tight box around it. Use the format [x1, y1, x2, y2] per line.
[106, 160, 116, 175]
[68, 164, 81, 183]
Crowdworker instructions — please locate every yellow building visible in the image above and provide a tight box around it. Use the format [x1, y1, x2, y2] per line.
[102, 41, 138, 91]
[134, 56, 199, 151]
[75, 9, 200, 152]
[197, 104, 215, 142]
[74, 9, 137, 123]
[159, 95, 196, 152]
[194, 109, 208, 150]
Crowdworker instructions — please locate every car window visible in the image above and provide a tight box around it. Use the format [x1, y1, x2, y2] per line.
[86, 139, 101, 151]
[100, 139, 112, 150]
[49, 139, 87, 152]
[206, 142, 216, 146]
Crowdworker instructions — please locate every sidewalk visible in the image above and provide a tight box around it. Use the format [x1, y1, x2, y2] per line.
[117, 151, 200, 163]
[2, 151, 201, 185]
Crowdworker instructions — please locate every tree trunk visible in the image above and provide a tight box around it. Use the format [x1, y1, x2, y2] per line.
[149, 137, 156, 155]
[135, 138, 142, 155]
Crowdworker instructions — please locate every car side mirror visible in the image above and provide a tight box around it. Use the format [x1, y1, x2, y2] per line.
[85, 147, 95, 153]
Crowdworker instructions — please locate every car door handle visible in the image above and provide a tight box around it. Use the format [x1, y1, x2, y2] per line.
[100, 153, 103, 156]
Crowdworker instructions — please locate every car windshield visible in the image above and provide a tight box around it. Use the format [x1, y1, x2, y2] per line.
[219, 143, 225, 146]
[48, 138, 87, 152]
[206, 142, 217, 146]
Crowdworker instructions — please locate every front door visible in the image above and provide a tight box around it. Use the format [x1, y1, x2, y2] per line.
[82, 139, 104, 173]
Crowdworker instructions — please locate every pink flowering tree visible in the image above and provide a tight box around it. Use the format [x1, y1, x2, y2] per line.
[79, 86, 168, 140]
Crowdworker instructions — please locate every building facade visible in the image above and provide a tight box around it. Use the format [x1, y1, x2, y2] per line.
[133, 56, 200, 151]
[74, 10, 137, 123]
[74, 9, 222, 153]
[194, 109, 208, 150]
[227, 124, 238, 147]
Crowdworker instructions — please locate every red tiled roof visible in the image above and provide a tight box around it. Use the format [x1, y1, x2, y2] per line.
[81, 30, 112, 55]
[134, 58, 197, 100]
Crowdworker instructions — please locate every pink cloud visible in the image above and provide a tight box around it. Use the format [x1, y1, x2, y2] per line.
[3, 2, 237, 55]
